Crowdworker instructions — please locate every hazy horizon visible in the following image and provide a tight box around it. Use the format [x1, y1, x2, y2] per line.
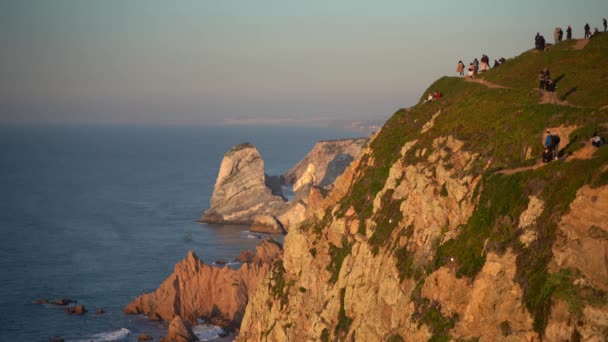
[2, 1, 607, 125]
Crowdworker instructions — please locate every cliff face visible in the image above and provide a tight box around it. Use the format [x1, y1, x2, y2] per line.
[200, 143, 287, 228]
[237, 36, 608, 341]
[283, 138, 367, 191]
[124, 239, 282, 330]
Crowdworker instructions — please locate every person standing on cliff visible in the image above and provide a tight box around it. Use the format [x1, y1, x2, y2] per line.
[539, 70, 546, 96]
[566, 25, 572, 39]
[457, 61, 465, 76]
[604, 18, 607, 32]
[584, 23, 591, 38]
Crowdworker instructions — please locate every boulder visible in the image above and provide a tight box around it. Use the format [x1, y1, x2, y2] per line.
[138, 332, 154, 341]
[124, 239, 282, 330]
[160, 316, 198, 342]
[200, 143, 288, 225]
[65, 305, 86, 315]
[235, 250, 255, 263]
[250, 214, 285, 234]
[53, 299, 75, 306]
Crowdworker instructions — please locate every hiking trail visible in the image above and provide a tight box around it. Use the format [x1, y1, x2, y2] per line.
[464, 77, 508, 89]
[497, 143, 597, 175]
[572, 38, 590, 50]
[538, 90, 578, 107]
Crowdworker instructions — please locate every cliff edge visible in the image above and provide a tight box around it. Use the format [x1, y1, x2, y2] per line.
[237, 35, 608, 341]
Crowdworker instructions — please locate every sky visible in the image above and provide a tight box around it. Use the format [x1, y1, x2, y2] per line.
[1, 0, 607, 125]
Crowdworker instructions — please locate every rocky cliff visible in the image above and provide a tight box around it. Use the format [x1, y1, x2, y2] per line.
[236, 36, 608, 341]
[284, 138, 367, 192]
[124, 238, 282, 330]
[199, 143, 288, 229]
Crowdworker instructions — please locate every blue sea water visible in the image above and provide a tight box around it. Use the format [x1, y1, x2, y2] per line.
[0, 124, 363, 342]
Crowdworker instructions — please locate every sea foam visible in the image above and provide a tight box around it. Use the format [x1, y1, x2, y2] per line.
[69, 327, 131, 342]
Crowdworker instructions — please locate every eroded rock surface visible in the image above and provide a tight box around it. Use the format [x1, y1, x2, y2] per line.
[124, 239, 282, 330]
[200, 143, 287, 225]
[284, 138, 367, 188]
[160, 316, 198, 342]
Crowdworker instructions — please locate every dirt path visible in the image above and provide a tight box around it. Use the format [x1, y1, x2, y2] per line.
[538, 90, 577, 106]
[497, 144, 597, 175]
[497, 162, 545, 175]
[572, 38, 590, 50]
[464, 77, 509, 89]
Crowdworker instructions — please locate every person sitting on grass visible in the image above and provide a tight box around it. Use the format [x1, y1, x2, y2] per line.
[423, 93, 433, 103]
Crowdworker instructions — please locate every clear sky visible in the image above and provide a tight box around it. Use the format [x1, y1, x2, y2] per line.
[1, 0, 607, 125]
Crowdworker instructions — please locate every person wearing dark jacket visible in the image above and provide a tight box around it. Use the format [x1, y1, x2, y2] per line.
[585, 23, 591, 38]
[604, 18, 607, 32]
[566, 26, 572, 39]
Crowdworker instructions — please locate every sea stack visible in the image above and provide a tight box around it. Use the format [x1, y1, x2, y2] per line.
[199, 143, 287, 226]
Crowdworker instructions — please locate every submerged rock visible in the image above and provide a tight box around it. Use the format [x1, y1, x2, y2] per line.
[64, 305, 86, 315]
[137, 333, 153, 341]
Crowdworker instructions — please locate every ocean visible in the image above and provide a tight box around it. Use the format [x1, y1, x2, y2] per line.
[0, 124, 363, 342]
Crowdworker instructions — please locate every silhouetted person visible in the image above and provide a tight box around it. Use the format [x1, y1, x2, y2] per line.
[539, 70, 546, 96]
[457, 60, 465, 76]
[584, 23, 591, 38]
[554, 27, 562, 43]
[535, 32, 541, 50]
[566, 26, 572, 39]
[604, 18, 607, 32]
[473, 58, 479, 76]
[539, 35, 546, 51]
[546, 79, 557, 104]
[493, 59, 500, 68]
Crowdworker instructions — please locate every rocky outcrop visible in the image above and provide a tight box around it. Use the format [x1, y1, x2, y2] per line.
[250, 214, 285, 234]
[160, 316, 198, 342]
[124, 239, 282, 330]
[200, 143, 287, 226]
[283, 138, 367, 188]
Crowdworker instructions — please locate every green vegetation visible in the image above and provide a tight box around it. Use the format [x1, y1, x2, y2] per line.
[434, 173, 527, 277]
[483, 34, 608, 108]
[335, 288, 353, 337]
[387, 334, 405, 342]
[327, 236, 353, 283]
[368, 189, 404, 253]
[440, 182, 448, 197]
[412, 298, 456, 342]
[269, 260, 290, 309]
[320, 328, 330, 342]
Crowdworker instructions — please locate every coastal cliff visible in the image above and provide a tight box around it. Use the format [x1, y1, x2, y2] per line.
[237, 36, 608, 341]
[284, 138, 367, 193]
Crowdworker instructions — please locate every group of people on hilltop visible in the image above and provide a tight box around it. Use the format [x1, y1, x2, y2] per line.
[538, 67, 557, 103]
[535, 19, 607, 51]
[456, 56, 505, 78]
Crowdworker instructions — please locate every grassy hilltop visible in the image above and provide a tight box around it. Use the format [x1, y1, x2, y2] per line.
[333, 34, 608, 336]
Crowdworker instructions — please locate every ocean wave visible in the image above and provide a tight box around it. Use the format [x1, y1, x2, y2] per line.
[69, 328, 131, 342]
[192, 324, 226, 341]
